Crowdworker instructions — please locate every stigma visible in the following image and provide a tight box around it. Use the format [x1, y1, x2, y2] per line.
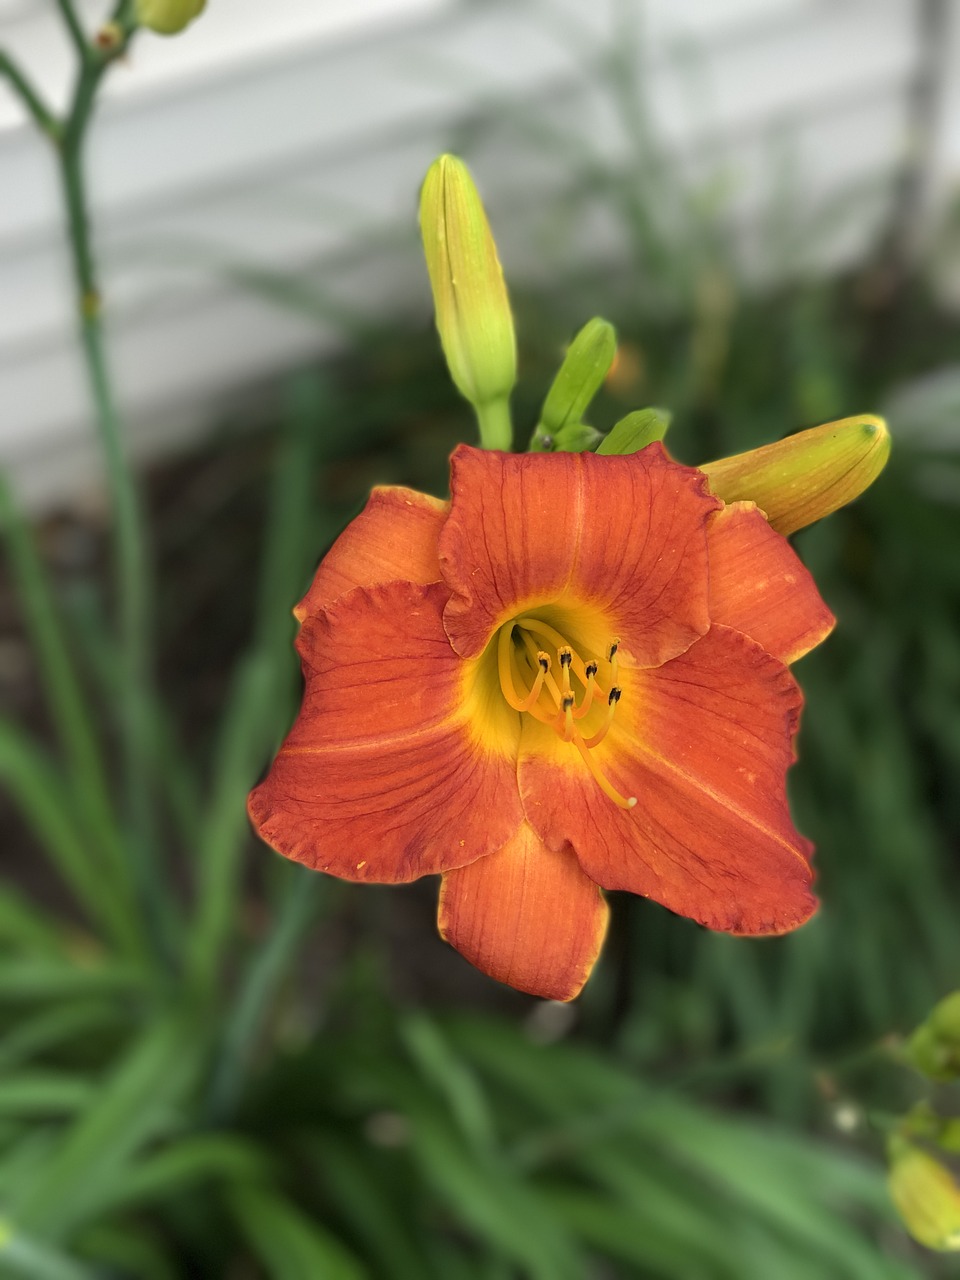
[496, 616, 637, 810]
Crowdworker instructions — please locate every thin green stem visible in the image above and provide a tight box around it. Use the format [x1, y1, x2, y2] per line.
[476, 396, 513, 451]
[52, 20, 176, 962]
[0, 51, 61, 140]
[55, 0, 89, 55]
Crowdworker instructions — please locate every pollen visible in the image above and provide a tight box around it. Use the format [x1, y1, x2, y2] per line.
[496, 615, 637, 810]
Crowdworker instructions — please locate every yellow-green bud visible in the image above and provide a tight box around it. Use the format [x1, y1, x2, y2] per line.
[906, 991, 960, 1082]
[699, 414, 890, 535]
[419, 156, 516, 447]
[888, 1139, 960, 1251]
[136, 0, 205, 36]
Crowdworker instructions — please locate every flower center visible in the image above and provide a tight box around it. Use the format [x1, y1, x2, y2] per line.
[497, 615, 637, 810]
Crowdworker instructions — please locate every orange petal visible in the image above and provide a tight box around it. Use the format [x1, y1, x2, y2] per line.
[295, 486, 448, 621]
[249, 581, 522, 883]
[438, 822, 608, 1000]
[439, 444, 719, 664]
[707, 502, 835, 664]
[520, 626, 816, 935]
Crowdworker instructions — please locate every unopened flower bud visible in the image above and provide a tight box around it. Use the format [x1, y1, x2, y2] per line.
[906, 991, 960, 1083]
[888, 1139, 960, 1251]
[538, 319, 616, 437]
[597, 408, 671, 456]
[699, 415, 890, 535]
[136, 0, 205, 36]
[420, 156, 516, 446]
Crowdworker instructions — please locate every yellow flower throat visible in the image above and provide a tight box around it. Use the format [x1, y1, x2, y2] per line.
[496, 616, 637, 810]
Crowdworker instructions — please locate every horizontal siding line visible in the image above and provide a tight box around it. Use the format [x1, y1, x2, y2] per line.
[0, 54, 915, 264]
[0, 149, 905, 375]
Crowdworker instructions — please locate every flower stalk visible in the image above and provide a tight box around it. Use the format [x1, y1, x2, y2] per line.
[2, 1, 178, 960]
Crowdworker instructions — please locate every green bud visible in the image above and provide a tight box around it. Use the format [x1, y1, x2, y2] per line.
[699, 415, 890, 535]
[906, 991, 960, 1082]
[136, 0, 205, 34]
[888, 1139, 960, 1251]
[539, 319, 616, 437]
[597, 408, 671, 456]
[552, 422, 603, 453]
[419, 155, 516, 448]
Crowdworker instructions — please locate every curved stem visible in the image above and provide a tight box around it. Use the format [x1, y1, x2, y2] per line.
[475, 396, 513, 451]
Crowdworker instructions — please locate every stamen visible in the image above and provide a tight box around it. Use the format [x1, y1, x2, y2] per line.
[582, 687, 621, 749]
[498, 627, 554, 717]
[558, 646, 573, 699]
[515, 617, 601, 690]
[573, 660, 598, 720]
[608, 638, 620, 685]
[518, 631, 564, 718]
[560, 693, 576, 741]
[497, 624, 529, 712]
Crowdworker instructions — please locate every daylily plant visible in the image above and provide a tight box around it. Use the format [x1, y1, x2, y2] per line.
[248, 156, 890, 1000]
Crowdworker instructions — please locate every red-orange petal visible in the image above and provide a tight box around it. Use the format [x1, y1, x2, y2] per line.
[295, 486, 448, 621]
[437, 822, 609, 1000]
[439, 443, 720, 664]
[520, 625, 817, 935]
[707, 502, 835, 664]
[249, 580, 523, 883]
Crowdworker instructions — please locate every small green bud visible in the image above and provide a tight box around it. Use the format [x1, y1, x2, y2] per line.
[906, 991, 960, 1082]
[539, 319, 616, 437]
[419, 155, 516, 447]
[597, 408, 671, 456]
[136, 0, 205, 34]
[552, 422, 603, 453]
[699, 415, 890, 535]
[888, 1139, 960, 1251]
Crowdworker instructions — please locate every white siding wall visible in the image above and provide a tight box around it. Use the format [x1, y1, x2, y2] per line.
[0, 0, 949, 505]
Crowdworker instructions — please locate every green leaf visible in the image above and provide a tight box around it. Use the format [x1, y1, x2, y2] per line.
[227, 1184, 368, 1280]
[0, 1002, 123, 1072]
[596, 407, 671, 455]
[0, 722, 140, 955]
[10, 1012, 205, 1240]
[0, 1072, 94, 1118]
[100, 1135, 269, 1216]
[0, 1222, 99, 1280]
[0, 959, 147, 1002]
[0, 888, 69, 956]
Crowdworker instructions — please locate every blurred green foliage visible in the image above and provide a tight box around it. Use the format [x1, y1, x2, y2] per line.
[3, 4, 960, 1273]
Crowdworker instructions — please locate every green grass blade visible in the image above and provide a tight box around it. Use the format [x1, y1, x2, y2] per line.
[227, 1183, 368, 1280]
[9, 1011, 205, 1240]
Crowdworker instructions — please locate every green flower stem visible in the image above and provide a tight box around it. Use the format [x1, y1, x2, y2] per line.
[0, 53, 61, 140]
[50, 6, 175, 962]
[55, 0, 89, 55]
[476, 397, 513, 451]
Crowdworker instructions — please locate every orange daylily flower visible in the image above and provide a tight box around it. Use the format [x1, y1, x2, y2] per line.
[248, 443, 834, 1001]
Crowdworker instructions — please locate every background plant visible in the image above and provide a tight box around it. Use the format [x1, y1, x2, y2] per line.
[1, 2, 958, 1277]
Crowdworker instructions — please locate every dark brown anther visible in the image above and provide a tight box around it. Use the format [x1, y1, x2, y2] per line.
[585, 660, 598, 678]
[608, 687, 622, 705]
[559, 648, 573, 668]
